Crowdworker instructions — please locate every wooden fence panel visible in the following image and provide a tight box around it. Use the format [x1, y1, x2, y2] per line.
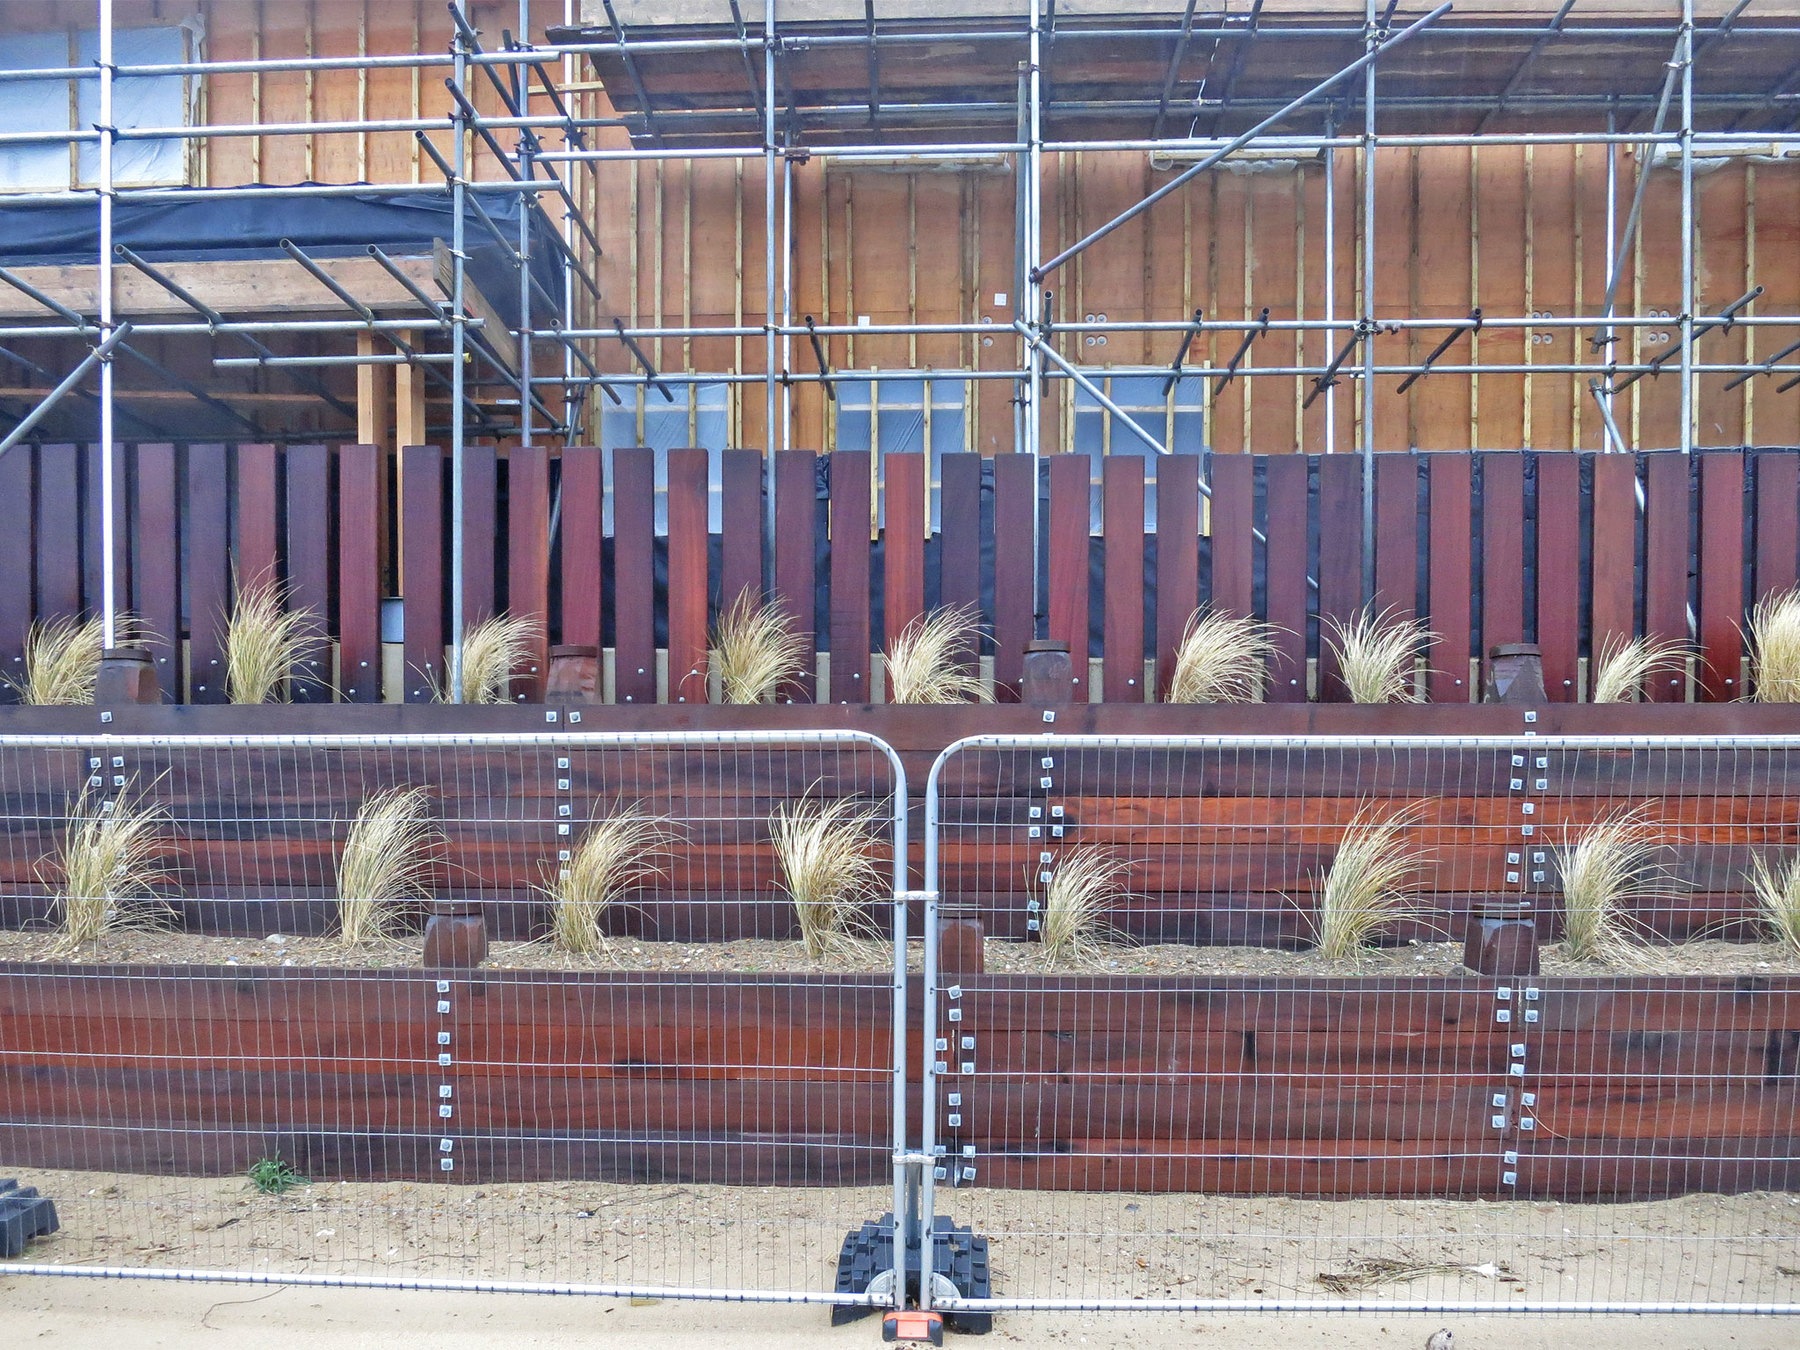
[611, 448, 656, 706]
[828, 450, 872, 703]
[507, 444, 550, 702]
[134, 445, 182, 703]
[1155, 455, 1201, 700]
[1481, 451, 1525, 657]
[1535, 453, 1581, 702]
[991, 453, 1035, 701]
[666, 447, 709, 705]
[1102, 455, 1146, 703]
[884, 452, 926, 657]
[1208, 453, 1253, 619]
[1698, 452, 1745, 703]
[559, 447, 603, 651]
[1644, 451, 1688, 703]
[460, 444, 497, 628]
[235, 443, 279, 590]
[0, 445, 30, 693]
[283, 444, 333, 702]
[939, 452, 982, 682]
[1047, 453, 1090, 703]
[337, 444, 383, 703]
[719, 449, 763, 611]
[1374, 454, 1417, 619]
[185, 443, 230, 704]
[36, 443, 81, 622]
[1264, 454, 1308, 702]
[1591, 452, 1638, 689]
[83, 443, 129, 616]
[1316, 455, 1362, 702]
[772, 449, 816, 702]
[1427, 454, 1474, 704]
[1755, 450, 1798, 601]
[399, 444, 443, 704]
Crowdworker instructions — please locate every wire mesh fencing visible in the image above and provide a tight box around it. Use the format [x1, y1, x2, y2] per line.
[0, 730, 908, 1303]
[921, 734, 1800, 1315]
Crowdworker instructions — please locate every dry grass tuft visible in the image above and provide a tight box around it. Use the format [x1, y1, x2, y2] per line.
[885, 607, 992, 705]
[1590, 634, 1687, 704]
[1033, 845, 1130, 964]
[226, 572, 322, 704]
[544, 807, 677, 954]
[713, 589, 809, 704]
[1746, 588, 1800, 703]
[1314, 804, 1434, 959]
[1325, 607, 1435, 704]
[335, 786, 441, 945]
[1166, 610, 1279, 703]
[1744, 851, 1800, 955]
[49, 785, 174, 948]
[442, 614, 540, 705]
[1555, 809, 1661, 963]
[13, 614, 146, 706]
[770, 797, 886, 959]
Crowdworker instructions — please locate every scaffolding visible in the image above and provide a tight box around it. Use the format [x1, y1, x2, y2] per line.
[2, 1, 1800, 687]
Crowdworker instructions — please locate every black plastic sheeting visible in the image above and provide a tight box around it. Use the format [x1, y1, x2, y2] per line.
[0, 187, 557, 328]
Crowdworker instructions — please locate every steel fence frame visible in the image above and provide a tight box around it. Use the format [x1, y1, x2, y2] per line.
[0, 728, 909, 1308]
[921, 733, 1800, 1317]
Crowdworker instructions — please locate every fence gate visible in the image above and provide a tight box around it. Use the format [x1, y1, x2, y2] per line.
[922, 734, 1800, 1317]
[0, 730, 909, 1309]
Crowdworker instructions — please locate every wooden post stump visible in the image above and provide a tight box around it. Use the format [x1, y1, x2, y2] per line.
[1484, 643, 1547, 705]
[936, 918, 986, 976]
[423, 904, 488, 968]
[1021, 640, 1073, 706]
[1463, 900, 1539, 977]
[547, 644, 600, 702]
[94, 647, 161, 705]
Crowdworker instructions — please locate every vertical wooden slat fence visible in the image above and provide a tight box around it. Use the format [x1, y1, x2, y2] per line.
[0, 445, 1795, 707]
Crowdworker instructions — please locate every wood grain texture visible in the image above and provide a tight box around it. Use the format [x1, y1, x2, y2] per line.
[1535, 453, 1581, 702]
[938, 452, 983, 682]
[558, 447, 603, 650]
[1698, 452, 1744, 702]
[283, 444, 333, 703]
[828, 450, 872, 703]
[1755, 451, 1799, 600]
[883, 452, 926, 659]
[991, 453, 1036, 701]
[1102, 455, 1147, 703]
[506, 444, 551, 702]
[1480, 451, 1525, 649]
[772, 450, 817, 703]
[336, 445, 383, 704]
[665, 448, 709, 705]
[719, 449, 764, 612]
[35, 443, 81, 622]
[399, 444, 444, 704]
[1155, 454, 1201, 700]
[1264, 454, 1309, 702]
[1643, 451, 1689, 703]
[1427, 453, 1474, 704]
[611, 448, 657, 706]
[131, 444, 180, 703]
[184, 444, 230, 705]
[1315, 455, 1363, 702]
[1590, 452, 1639, 686]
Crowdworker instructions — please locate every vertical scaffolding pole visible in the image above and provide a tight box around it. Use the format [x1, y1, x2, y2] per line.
[1027, 0, 1045, 636]
[98, 0, 118, 646]
[764, 0, 778, 537]
[1601, 100, 1619, 444]
[782, 151, 793, 452]
[450, 2, 471, 700]
[1323, 112, 1337, 457]
[1359, 0, 1378, 606]
[1679, 0, 1695, 459]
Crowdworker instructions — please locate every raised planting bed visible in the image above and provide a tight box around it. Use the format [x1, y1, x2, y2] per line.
[2, 962, 1795, 1202]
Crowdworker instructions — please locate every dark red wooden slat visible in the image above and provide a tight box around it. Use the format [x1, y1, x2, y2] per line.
[1755, 451, 1798, 601]
[939, 453, 983, 680]
[36, 443, 81, 621]
[399, 444, 443, 703]
[1698, 452, 1745, 703]
[1264, 455, 1308, 702]
[506, 444, 550, 702]
[0, 444, 33, 694]
[1590, 452, 1639, 692]
[828, 450, 872, 703]
[1373, 454, 1416, 620]
[460, 444, 497, 627]
[282, 444, 332, 702]
[1535, 454, 1581, 703]
[611, 448, 657, 706]
[1481, 451, 1525, 657]
[336, 445, 383, 703]
[991, 453, 1035, 701]
[1047, 454, 1090, 703]
[1155, 454, 1201, 699]
[234, 443, 279, 590]
[719, 449, 763, 611]
[1644, 452, 1689, 702]
[1102, 456, 1146, 703]
[772, 450, 816, 703]
[82, 442, 130, 616]
[558, 447, 603, 650]
[185, 443, 230, 704]
[1427, 454, 1474, 704]
[883, 452, 926, 656]
[1209, 453, 1253, 618]
[665, 448, 709, 705]
[1316, 455, 1363, 702]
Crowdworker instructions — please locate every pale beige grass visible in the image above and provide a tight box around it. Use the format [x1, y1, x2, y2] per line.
[1314, 803, 1435, 959]
[441, 614, 540, 705]
[1033, 845, 1131, 966]
[713, 589, 808, 704]
[47, 786, 175, 949]
[1324, 607, 1435, 704]
[1165, 610, 1279, 703]
[544, 807, 677, 954]
[884, 607, 991, 704]
[769, 798, 886, 959]
[1744, 851, 1800, 955]
[12, 614, 148, 705]
[335, 786, 441, 945]
[1555, 809, 1663, 963]
[1590, 634, 1688, 704]
[225, 571, 322, 704]
[1745, 587, 1800, 702]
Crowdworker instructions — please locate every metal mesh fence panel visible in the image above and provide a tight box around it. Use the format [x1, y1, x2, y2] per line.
[922, 734, 1800, 1315]
[0, 730, 906, 1303]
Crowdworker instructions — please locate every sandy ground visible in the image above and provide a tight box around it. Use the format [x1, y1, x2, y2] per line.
[4, 928, 1798, 976]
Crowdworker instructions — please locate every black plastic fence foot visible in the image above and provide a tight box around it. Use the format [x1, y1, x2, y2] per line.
[0, 1178, 60, 1258]
[831, 1211, 992, 1335]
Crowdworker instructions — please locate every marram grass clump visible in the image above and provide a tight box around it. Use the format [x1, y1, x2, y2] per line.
[885, 607, 992, 705]
[713, 590, 808, 704]
[1591, 634, 1688, 704]
[1744, 851, 1800, 955]
[544, 807, 676, 955]
[439, 614, 540, 705]
[770, 797, 885, 959]
[1166, 610, 1279, 703]
[1032, 845, 1130, 965]
[1555, 810, 1661, 963]
[225, 572, 321, 704]
[335, 786, 441, 945]
[49, 786, 174, 949]
[1313, 804, 1434, 959]
[1746, 588, 1800, 703]
[12, 614, 147, 706]
[1325, 607, 1434, 704]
